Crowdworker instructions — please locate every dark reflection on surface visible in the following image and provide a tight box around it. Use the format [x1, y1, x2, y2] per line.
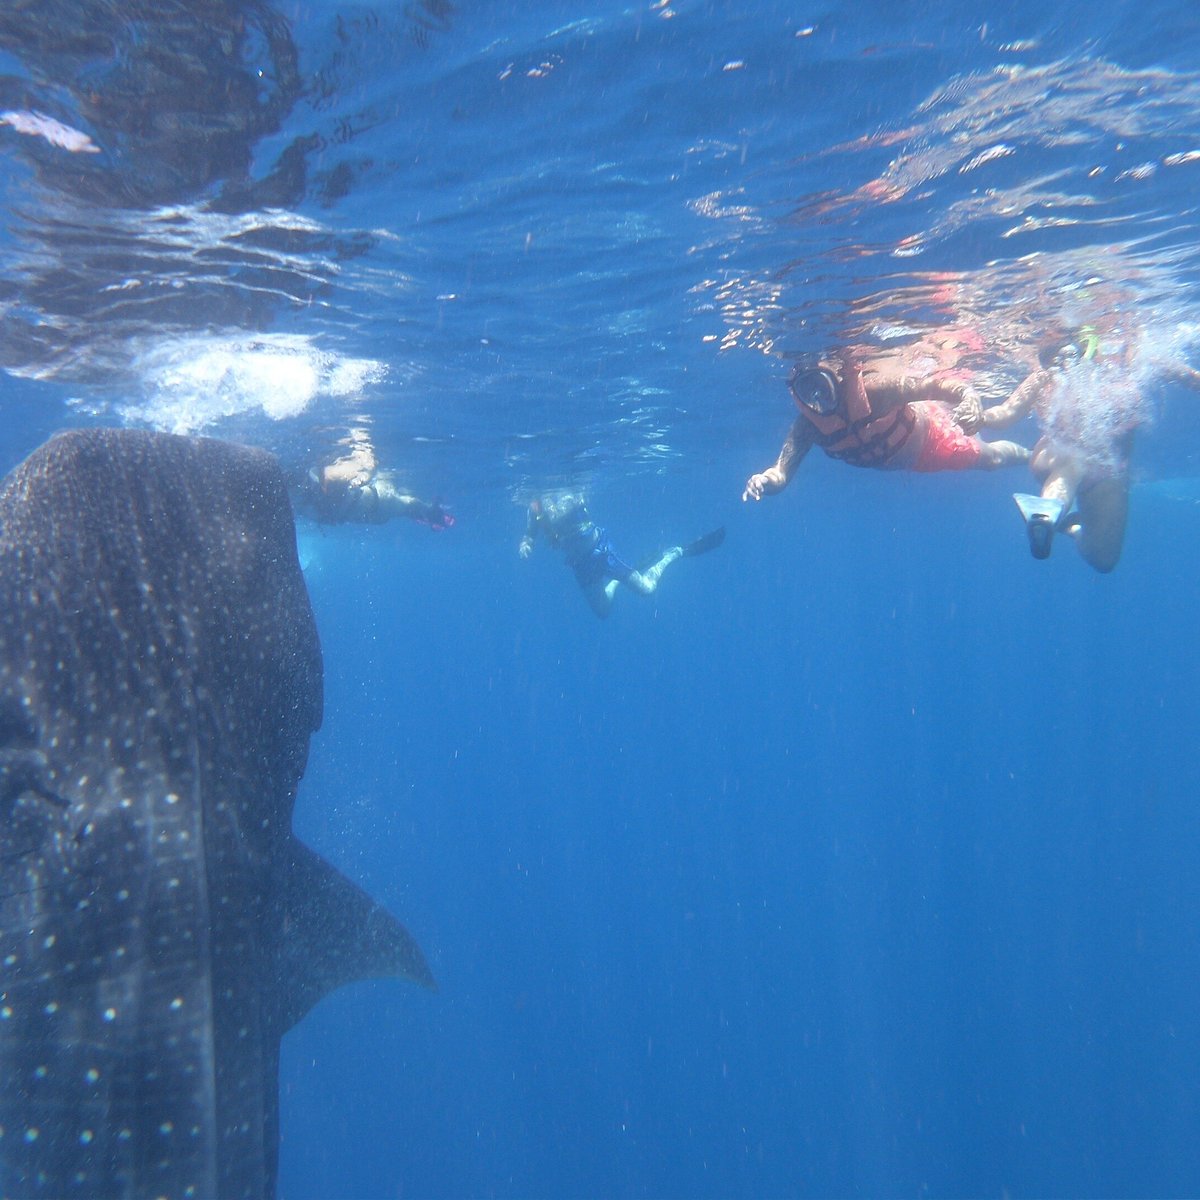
[0, 1, 452, 385]
[0, 1, 302, 208]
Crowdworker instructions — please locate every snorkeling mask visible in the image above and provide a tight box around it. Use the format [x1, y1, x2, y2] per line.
[1041, 326, 1100, 370]
[789, 361, 840, 416]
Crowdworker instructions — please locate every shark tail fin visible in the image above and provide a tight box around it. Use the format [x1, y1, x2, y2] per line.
[277, 836, 435, 1033]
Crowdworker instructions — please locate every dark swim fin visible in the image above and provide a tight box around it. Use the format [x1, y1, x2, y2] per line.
[682, 526, 726, 557]
[1013, 494, 1066, 560]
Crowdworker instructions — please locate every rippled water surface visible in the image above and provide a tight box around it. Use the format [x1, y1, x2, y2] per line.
[6, 1, 1200, 490]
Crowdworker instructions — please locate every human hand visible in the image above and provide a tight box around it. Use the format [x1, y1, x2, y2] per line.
[518, 538, 533, 559]
[952, 393, 983, 434]
[742, 468, 783, 501]
[424, 502, 455, 532]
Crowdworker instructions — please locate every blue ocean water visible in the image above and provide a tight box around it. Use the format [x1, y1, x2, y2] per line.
[4, 1, 1200, 1197]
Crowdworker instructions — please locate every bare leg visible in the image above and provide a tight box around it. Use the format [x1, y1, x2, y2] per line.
[579, 546, 684, 617]
[1073, 477, 1129, 573]
[902, 404, 1029, 471]
[582, 580, 616, 618]
[1014, 440, 1086, 559]
[977, 439, 1031, 469]
[623, 546, 683, 596]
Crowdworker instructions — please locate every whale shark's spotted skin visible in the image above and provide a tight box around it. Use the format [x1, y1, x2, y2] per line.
[0, 429, 432, 1200]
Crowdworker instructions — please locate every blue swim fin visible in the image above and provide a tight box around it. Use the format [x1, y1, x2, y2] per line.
[1013, 493, 1066, 560]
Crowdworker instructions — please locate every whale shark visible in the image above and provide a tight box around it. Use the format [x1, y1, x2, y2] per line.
[0, 428, 433, 1199]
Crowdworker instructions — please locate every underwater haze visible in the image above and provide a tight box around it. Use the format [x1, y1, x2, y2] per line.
[4, 1, 1200, 1196]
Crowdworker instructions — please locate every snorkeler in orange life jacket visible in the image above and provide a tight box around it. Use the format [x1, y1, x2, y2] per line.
[785, 357, 918, 467]
[742, 347, 1030, 505]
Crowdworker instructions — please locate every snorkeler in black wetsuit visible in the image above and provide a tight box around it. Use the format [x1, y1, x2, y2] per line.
[518, 493, 723, 618]
[289, 458, 453, 530]
[291, 469, 453, 528]
[285, 427, 453, 530]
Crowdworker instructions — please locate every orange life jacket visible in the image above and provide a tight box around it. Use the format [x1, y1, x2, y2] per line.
[798, 373, 916, 467]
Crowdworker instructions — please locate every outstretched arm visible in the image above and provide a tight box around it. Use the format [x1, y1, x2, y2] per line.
[372, 479, 454, 528]
[978, 369, 1052, 432]
[743, 417, 814, 501]
[1161, 362, 1200, 392]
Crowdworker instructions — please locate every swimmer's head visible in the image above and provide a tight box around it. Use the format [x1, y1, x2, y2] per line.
[789, 358, 840, 416]
[1038, 326, 1100, 370]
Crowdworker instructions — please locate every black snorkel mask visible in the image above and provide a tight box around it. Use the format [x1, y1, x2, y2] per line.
[789, 360, 840, 416]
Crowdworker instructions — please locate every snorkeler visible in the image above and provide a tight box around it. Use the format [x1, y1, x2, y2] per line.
[963, 327, 1200, 572]
[518, 493, 724, 618]
[290, 428, 454, 530]
[742, 345, 1030, 504]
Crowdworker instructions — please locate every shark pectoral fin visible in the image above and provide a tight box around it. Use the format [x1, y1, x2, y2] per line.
[277, 836, 435, 1032]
